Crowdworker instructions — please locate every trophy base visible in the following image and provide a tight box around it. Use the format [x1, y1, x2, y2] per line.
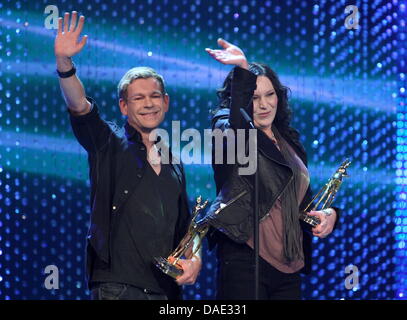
[299, 212, 320, 227]
[154, 257, 183, 279]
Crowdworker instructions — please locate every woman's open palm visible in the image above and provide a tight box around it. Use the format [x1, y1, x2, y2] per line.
[205, 38, 248, 69]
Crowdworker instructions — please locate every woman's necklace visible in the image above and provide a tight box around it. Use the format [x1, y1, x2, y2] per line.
[270, 134, 280, 150]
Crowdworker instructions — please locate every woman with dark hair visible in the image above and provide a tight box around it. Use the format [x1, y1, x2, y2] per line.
[204, 39, 339, 300]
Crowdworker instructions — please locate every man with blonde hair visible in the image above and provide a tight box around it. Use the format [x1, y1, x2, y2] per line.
[55, 11, 201, 300]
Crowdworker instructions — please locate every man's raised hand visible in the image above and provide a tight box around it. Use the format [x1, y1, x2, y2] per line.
[55, 11, 88, 58]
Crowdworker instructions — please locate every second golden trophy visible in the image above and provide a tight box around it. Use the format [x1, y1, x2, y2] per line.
[154, 196, 209, 279]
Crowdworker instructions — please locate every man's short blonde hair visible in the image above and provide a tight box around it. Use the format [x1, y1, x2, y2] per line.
[117, 67, 166, 101]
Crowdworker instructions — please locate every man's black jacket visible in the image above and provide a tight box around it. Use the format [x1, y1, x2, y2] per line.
[69, 98, 191, 290]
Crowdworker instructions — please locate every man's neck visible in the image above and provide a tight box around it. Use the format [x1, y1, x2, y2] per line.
[140, 131, 156, 149]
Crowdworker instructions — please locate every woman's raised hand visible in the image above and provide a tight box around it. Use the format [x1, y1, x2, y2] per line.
[205, 38, 248, 69]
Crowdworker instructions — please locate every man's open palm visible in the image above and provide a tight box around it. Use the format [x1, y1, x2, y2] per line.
[55, 11, 87, 58]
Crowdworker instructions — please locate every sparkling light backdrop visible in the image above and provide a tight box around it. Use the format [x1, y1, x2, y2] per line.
[0, 0, 403, 299]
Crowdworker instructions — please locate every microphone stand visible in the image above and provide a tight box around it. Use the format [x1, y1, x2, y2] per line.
[240, 108, 259, 300]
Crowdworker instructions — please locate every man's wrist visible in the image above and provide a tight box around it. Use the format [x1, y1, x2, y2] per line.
[56, 56, 73, 72]
[56, 57, 76, 78]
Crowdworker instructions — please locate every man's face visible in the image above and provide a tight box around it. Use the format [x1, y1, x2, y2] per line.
[252, 75, 278, 130]
[119, 77, 169, 133]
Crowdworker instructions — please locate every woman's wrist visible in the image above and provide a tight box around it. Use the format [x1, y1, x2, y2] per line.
[322, 208, 336, 216]
[191, 253, 201, 262]
[239, 61, 249, 70]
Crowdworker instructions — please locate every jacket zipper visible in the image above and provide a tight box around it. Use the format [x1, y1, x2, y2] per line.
[213, 149, 294, 219]
[260, 174, 294, 221]
[214, 171, 293, 219]
[214, 189, 249, 215]
[257, 148, 294, 215]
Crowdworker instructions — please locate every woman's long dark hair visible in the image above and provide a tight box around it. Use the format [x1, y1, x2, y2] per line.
[215, 62, 304, 154]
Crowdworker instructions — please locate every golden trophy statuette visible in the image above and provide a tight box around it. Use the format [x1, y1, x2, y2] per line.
[154, 196, 209, 279]
[299, 159, 351, 227]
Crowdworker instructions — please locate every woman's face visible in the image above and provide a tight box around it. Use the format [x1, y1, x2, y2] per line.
[252, 75, 278, 131]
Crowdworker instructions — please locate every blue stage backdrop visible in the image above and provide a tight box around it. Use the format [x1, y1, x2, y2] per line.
[0, 0, 405, 299]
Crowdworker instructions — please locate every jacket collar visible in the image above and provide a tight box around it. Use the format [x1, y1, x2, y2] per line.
[259, 126, 307, 168]
[124, 121, 143, 143]
[124, 121, 162, 144]
[213, 108, 306, 167]
[257, 129, 289, 167]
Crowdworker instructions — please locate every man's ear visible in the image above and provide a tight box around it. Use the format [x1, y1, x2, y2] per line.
[119, 98, 128, 116]
[163, 94, 169, 112]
